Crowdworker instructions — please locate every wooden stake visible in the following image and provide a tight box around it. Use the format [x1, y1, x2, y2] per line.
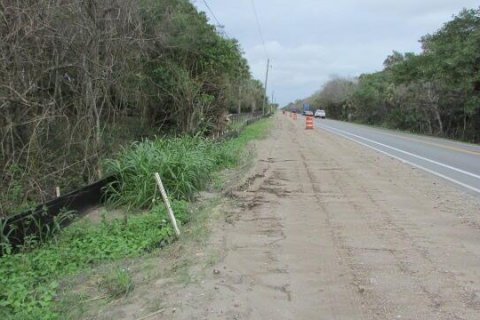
[154, 172, 180, 237]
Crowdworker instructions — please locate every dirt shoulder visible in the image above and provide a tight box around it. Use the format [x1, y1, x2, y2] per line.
[76, 114, 480, 320]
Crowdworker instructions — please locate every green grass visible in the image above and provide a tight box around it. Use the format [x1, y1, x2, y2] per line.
[100, 267, 135, 298]
[225, 117, 271, 148]
[0, 117, 272, 320]
[103, 117, 271, 210]
[103, 136, 240, 209]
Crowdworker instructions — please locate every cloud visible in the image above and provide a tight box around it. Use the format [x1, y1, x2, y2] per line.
[194, 0, 479, 105]
[245, 40, 398, 103]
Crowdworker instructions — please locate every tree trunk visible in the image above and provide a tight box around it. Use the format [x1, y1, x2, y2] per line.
[238, 86, 242, 114]
[432, 107, 443, 135]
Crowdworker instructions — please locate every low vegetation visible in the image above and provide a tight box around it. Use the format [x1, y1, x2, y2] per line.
[0, 201, 189, 319]
[0, 118, 272, 320]
[104, 136, 238, 208]
[104, 117, 271, 209]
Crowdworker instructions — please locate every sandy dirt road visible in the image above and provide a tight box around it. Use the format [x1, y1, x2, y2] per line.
[165, 114, 480, 320]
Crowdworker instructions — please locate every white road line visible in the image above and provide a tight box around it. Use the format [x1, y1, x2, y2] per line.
[321, 124, 480, 181]
[318, 125, 480, 195]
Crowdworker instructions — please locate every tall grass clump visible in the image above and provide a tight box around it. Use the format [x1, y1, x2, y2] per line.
[104, 136, 239, 209]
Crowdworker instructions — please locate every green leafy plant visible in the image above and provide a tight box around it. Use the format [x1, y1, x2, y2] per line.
[0, 201, 189, 319]
[17, 209, 76, 252]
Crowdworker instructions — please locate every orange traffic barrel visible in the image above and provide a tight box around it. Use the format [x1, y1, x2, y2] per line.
[306, 116, 314, 129]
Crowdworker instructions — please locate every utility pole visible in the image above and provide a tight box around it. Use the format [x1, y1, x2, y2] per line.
[271, 90, 275, 114]
[263, 58, 270, 115]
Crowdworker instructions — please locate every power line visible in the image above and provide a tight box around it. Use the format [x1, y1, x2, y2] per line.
[201, 0, 221, 26]
[249, 1, 271, 114]
[201, 0, 227, 36]
[250, 0, 268, 59]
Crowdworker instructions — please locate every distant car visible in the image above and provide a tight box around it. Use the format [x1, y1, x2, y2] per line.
[304, 110, 314, 116]
[315, 109, 326, 119]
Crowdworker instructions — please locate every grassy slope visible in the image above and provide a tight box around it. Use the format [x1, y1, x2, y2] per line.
[0, 117, 272, 320]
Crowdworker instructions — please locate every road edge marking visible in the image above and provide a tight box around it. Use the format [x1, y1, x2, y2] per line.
[322, 124, 480, 181]
[318, 126, 480, 195]
[324, 120, 480, 156]
[369, 128, 480, 156]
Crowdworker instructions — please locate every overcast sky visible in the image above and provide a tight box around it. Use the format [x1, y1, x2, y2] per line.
[193, 0, 479, 106]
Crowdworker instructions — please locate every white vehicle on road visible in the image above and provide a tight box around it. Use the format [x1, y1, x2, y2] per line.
[315, 109, 326, 119]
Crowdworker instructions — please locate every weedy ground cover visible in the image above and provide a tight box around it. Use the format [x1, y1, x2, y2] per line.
[0, 202, 189, 319]
[0, 118, 271, 320]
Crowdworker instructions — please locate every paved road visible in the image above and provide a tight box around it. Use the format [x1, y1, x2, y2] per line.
[315, 119, 480, 196]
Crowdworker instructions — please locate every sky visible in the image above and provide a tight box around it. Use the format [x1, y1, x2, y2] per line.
[193, 0, 479, 106]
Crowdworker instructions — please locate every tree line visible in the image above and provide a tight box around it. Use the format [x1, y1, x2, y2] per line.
[0, 0, 266, 215]
[293, 8, 480, 143]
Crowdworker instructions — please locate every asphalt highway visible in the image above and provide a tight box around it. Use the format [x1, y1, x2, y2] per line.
[315, 119, 480, 196]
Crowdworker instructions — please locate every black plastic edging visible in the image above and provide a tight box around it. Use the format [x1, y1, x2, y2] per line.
[1, 175, 117, 251]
